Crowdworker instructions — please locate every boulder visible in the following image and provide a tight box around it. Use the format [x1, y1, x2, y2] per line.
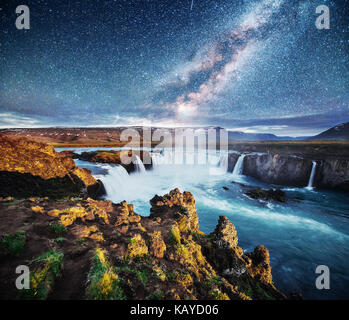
[212, 216, 238, 249]
[244, 245, 273, 285]
[150, 188, 199, 233]
[245, 188, 286, 202]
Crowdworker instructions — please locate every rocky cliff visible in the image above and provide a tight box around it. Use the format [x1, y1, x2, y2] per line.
[316, 159, 349, 192]
[0, 189, 285, 300]
[243, 154, 313, 187]
[77, 150, 152, 173]
[229, 152, 349, 191]
[0, 136, 105, 199]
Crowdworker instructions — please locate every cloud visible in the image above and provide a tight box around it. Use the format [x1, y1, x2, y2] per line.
[0, 112, 41, 128]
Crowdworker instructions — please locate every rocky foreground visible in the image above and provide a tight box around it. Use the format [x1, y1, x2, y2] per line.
[0, 189, 285, 300]
[0, 136, 285, 300]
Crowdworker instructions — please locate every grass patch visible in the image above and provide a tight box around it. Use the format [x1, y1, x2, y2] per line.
[135, 269, 150, 285]
[86, 248, 126, 300]
[167, 271, 179, 282]
[169, 224, 181, 246]
[21, 249, 64, 300]
[146, 290, 164, 300]
[49, 222, 67, 235]
[0, 230, 26, 257]
[54, 237, 65, 243]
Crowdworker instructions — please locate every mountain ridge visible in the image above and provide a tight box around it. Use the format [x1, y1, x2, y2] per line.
[309, 122, 349, 141]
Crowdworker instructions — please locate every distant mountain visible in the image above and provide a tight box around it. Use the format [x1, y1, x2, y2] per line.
[227, 131, 307, 141]
[309, 122, 349, 141]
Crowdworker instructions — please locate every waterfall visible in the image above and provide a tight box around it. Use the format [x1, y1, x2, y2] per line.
[134, 155, 146, 173]
[101, 165, 129, 199]
[218, 153, 229, 172]
[306, 161, 317, 189]
[151, 150, 178, 166]
[151, 152, 166, 167]
[232, 154, 246, 177]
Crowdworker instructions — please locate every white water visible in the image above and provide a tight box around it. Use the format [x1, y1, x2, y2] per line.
[232, 154, 246, 178]
[99, 149, 226, 205]
[218, 153, 229, 172]
[306, 161, 317, 189]
[100, 165, 129, 201]
[134, 155, 146, 173]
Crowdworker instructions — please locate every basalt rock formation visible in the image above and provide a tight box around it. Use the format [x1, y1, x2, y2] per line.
[243, 154, 313, 187]
[0, 189, 285, 300]
[0, 136, 105, 199]
[231, 152, 349, 192]
[316, 159, 349, 192]
[78, 150, 152, 173]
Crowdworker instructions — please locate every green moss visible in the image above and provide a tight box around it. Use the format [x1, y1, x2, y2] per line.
[125, 234, 149, 260]
[211, 276, 224, 286]
[146, 290, 165, 300]
[54, 237, 65, 243]
[177, 206, 188, 215]
[49, 222, 67, 235]
[135, 269, 150, 285]
[0, 230, 26, 257]
[167, 271, 178, 282]
[237, 280, 276, 300]
[169, 224, 181, 245]
[86, 248, 126, 300]
[21, 249, 64, 300]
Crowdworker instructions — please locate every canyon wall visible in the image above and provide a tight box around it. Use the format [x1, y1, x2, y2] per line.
[230, 152, 349, 192]
[316, 159, 349, 191]
[243, 154, 313, 187]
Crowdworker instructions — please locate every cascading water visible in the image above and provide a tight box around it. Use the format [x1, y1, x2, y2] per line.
[134, 155, 146, 173]
[232, 154, 246, 177]
[218, 153, 229, 172]
[306, 161, 317, 189]
[100, 165, 129, 200]
[151, 150, 174, 167]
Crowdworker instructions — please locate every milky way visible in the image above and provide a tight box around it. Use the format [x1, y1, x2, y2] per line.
[0, 0, 348, 136]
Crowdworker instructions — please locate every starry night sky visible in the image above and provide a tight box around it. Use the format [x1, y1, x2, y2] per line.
[0, 0, 348, 136]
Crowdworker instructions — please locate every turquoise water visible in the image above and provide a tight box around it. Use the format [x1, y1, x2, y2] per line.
[58, 148, 349, 299]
